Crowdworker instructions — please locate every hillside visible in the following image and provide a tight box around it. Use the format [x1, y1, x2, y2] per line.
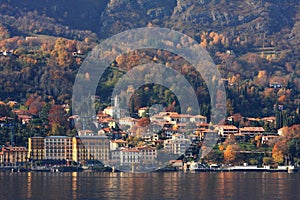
[0, 0, 299, 121]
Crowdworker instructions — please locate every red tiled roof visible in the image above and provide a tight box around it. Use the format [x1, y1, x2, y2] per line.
[219, 125, 238, 130]
[111, 139, 126, 143]
[121, 148, 140, 153]
[0, 116, 14, 121]
[1, 146, 28, 152]
[240, 127, 265, 132]
[169, 114, 192, 118]
[193, 115, 207, 119]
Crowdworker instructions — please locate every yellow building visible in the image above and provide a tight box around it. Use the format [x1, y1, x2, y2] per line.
[0, 146, 28, 166]
[27, 137, 45, 161]
[27, 135, 110, 163]
[72, 136, 110, 163]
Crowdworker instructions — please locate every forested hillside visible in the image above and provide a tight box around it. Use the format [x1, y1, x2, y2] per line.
[0, 0, 299, 125]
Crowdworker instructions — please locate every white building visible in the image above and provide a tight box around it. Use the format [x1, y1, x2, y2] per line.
[137, 146, 157, 163]
[120, 148, 140, 165]
[217, 125, 238, 137]
[190, 115, 207, 123]
[164, 134, 191, 155]
[118, 117, 137, 129]
[110, 139, 127, 151]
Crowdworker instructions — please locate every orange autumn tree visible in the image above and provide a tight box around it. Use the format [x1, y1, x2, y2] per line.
[224, 144, 240, 164]
[51, 38, 77, 67]
[272, 143, 284, 165]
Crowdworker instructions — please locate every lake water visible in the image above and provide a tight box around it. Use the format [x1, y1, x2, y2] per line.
[0, 172, 299, 200]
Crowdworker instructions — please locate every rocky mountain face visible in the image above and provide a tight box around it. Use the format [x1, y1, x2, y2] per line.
[1, 0, 298, 38]
[0, 0, 108, 34]
[99, 0, 297, 39]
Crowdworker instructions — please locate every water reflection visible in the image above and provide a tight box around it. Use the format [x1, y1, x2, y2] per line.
[27, 172, 32, 199]
[0, 172, 300, 200]
[72, 172, 77, 200]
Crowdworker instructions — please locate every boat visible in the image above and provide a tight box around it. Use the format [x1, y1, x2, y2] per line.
[30, 166, 51, 172]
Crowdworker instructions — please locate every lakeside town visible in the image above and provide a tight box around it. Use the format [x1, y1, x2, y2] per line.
[0, 0, 299, 174]
[1, 95, 299, 173]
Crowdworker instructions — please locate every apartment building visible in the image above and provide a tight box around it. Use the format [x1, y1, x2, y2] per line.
[0, 146, 28, 166]
[44, 136, 73, 161]
[164, 134, 191, 155]
[72, 136, 110, 163]
[27, 137, 44, 161]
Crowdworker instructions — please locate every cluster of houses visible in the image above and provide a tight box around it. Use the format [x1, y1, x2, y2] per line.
[0, 96, 281, 168]
[0, 133, 188, 169]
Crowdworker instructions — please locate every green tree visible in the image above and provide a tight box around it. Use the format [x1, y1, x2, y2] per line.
[262, 157, 272, 165]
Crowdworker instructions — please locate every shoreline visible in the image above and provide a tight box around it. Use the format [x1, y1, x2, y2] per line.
[1, 166, 299, 173]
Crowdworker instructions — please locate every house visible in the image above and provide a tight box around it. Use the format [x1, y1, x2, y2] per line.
[0, 146, 28, 166]
[102, 95, 124, 119]
[152, 134, 159, 141]
[143, 134, 152, 142]
[195, 129, 218, 141]
[164, 113, 192, 124]
[103, 106, 114, 117]
[72, 50, 85, 57]
[277, 127, 287, 136]
[17, 114, 32, 124]
[239, 127, 265, 137]
[226, 49, 234, 55]
[25, 36, 39, 41]
[110, 150, 120, 164]
[261, 116, 276, 124]
[269, 83, 283, 88]
[110, 139, 127, 151]
[149, 114, 164, 122]
[195, 122, 209, 130]
[97, 112, 111, 121]
[13, 110, 33, 124]
[190, 115, 207, 124]
[111, 131, 126, 140]
[261, 135, 279, 146]
[137, 146, 157, 163]
[118, 117, 137, 129]
[138, 107, 149, 117]
[217, 125, 238, 137]
[164, 134, 191, 155]
[78, 129, 95, 136]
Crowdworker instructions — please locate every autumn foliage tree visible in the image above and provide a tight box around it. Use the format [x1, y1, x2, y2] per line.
[224, 144, 240, 164]
[137, 117, 150, 127]
[272, 144, 284, 165]
[26, 96, 45, 115]
[0, 25, 10, 40]
[48, 105, 69, 135]
[51, 38, 77, 67]
[272, 125, 300, 165]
